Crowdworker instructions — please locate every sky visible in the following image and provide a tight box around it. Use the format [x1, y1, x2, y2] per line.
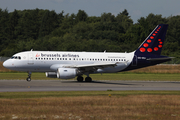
[0, 0, 180, 23]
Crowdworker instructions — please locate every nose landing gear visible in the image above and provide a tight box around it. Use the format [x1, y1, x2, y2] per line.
[26, 72, 31, 82]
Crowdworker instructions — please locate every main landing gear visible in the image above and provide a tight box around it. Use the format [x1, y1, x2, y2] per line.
[77, 76, 92, 82]
[85, 77, 92, 82]
[26, 72, 31, 82]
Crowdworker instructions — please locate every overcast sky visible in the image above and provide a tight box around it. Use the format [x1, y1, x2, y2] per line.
[0, 0, 180, 23]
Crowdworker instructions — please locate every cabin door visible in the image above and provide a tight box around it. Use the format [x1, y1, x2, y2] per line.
[28, 53, 34, 65]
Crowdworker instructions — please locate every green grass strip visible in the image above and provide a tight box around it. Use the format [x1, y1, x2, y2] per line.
[1, 72, 180, 81]
[1, 91, 180, 99]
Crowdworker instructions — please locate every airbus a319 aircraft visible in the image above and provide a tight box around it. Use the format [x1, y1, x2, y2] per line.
[3, 24, 173, 82]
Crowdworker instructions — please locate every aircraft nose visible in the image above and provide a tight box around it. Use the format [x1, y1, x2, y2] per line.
[3, 60, 11, 69]
[3, 60, 8, 68]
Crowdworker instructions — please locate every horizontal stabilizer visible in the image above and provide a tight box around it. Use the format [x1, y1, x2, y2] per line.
[147, 57, 174, 61]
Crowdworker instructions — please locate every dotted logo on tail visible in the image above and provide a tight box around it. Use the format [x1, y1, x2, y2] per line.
[139, 26, 163, 53]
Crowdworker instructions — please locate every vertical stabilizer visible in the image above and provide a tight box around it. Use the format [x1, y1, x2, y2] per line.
[135, 24, 168, 56]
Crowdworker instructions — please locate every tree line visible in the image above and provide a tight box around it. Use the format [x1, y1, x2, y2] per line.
[0, 8, 180, 62]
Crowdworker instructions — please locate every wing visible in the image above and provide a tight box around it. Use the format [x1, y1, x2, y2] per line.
[63, 61, 129, 72]
[65, 62, 116, 68]
[50, 61, 128, 73]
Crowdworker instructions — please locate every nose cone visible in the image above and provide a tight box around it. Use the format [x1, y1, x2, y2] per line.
[3, 60, 8, 68]
[3, 60, 11, 69]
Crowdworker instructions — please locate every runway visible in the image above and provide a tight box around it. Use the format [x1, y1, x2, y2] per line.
[0, 80, 180, 92]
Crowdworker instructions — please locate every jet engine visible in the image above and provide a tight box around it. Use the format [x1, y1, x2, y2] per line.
[57, 68, 77, 79]
[45, 72, 57, 78]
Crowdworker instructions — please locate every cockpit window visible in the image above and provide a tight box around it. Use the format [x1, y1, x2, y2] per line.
[11, 56, 21, 60]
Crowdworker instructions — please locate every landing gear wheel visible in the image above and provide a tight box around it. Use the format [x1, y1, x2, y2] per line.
[26, 77, 31, 82]
[77, 76, 84, 82]
[85, 77, 92, 82]
[27, 72, 32, 82]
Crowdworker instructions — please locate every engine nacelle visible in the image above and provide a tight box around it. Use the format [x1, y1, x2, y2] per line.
[57, 68, 77, 79]
[45, 72, 57, 78]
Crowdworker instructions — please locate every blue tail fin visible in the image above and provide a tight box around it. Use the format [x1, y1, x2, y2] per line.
[135, 24, 168, 55]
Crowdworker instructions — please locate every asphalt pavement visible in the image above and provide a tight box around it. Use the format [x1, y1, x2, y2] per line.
[0, 80, 180, 92]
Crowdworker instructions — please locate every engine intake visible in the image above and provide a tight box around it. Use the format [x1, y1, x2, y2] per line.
[57, 68, 77, 79]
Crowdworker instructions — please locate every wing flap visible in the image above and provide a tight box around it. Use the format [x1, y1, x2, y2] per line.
[64, 62, 117, 69]
[63, 61, 128, 69]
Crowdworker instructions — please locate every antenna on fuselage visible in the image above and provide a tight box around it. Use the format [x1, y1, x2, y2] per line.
[104, 50, 106, 53]
[31, 49, 33, 51]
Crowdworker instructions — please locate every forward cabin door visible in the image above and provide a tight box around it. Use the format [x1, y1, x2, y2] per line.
[28, 53, 34, 65]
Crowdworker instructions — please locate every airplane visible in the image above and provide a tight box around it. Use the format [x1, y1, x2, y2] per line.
[3, 24, 173, 82]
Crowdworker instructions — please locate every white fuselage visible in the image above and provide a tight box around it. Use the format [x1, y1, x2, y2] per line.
[3, 51, 135, 73]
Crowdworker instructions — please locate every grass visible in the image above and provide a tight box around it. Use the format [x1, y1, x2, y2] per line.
[1, 61, 180, 119]
[0, 72, 180, 81]
[130, 64, 180, 74]
[0, 91, 180, 120]
[0, 91, 180, 99]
